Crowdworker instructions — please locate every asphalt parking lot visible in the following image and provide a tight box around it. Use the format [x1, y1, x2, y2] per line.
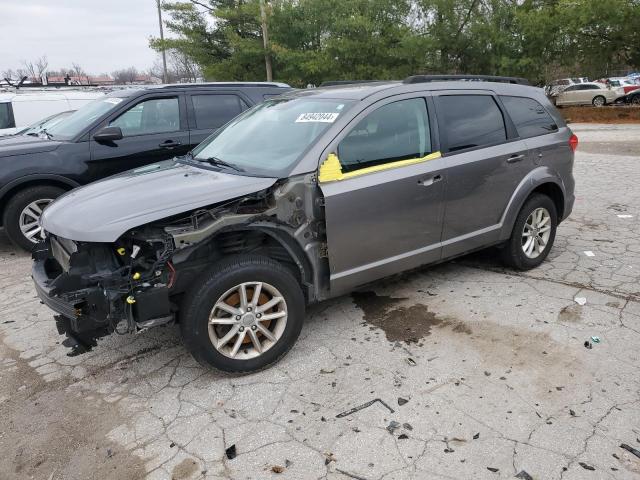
[1, 123, 639, 480]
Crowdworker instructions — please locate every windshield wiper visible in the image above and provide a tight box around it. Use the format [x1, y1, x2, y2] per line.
[199, 156, 244, 172]
[39, 129, 53, 140]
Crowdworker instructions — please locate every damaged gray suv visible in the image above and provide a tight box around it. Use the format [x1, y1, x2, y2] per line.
[32, 75, 576, 372]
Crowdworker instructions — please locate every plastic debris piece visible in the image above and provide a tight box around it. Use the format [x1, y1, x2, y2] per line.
[403, 423, 413, 430]
[397, 397, 409, 406]
[398, 434, 409, 440]
[515, 471, 534, 480]
[406, 357, 417, 366]
[591, 336, 601, 343]
[584, 341, 593, 349]
[579, 462, 595, 471]
[271, 465, 285, 473]
[584, 251, 595, 257]
[570, 409, 576, 416]
[487, 467, 499, 473]
[320, 368, 335, 374]
[473, 433, 480, 440]
[386, 421, 401, 434]
[225, 444, 236, 460]
[574, 297, 587, 306]
[621, 443, 640, 459]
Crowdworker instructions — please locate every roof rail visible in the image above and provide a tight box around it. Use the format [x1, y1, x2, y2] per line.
[403, 75, 530, 86]
[319, 80, 383, 87]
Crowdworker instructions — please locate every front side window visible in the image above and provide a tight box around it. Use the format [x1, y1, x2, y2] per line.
[109, 97, 180, 136]
[435, 95, 506, 152]
[0, 103, 14, 129]
[338, 98, 431, 172]
[191, 98, 353, 177]
[500, 96, 557, 139]
[192, 94, 246, 129]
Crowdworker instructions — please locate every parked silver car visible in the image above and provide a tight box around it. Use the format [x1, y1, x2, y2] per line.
[32, 75, 576, 372]
[554, 82, 624, 106]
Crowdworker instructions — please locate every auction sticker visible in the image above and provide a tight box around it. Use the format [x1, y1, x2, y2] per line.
[296, 112, 340, 123]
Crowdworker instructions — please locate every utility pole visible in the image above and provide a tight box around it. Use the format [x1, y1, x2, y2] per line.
[156, 0, 169, 83]
[259, 0, 273, 81]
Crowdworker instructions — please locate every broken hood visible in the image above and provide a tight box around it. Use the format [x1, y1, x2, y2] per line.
[41, 160, 278, 242]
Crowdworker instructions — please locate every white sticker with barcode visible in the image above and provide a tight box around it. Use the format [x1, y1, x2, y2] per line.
[295, 112, 340, 123]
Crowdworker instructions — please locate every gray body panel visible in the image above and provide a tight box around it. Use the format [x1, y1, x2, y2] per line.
[40, 160, 277, 242]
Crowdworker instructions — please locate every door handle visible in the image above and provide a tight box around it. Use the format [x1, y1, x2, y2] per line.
[159, 140, 181, 149]
[418, 174, 442, 187]
[507, 154, 525, 163]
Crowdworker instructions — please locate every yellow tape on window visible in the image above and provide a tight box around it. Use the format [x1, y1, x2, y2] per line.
[318, 151, 442, 183]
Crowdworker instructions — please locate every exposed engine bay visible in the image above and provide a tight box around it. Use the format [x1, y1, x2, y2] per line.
[32, 174, 327, 355]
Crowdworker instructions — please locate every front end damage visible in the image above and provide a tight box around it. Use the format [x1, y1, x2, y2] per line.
[32, 175, 327, 355]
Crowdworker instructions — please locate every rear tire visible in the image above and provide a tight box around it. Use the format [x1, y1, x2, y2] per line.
[592, 95, 606, 107]
[501, 194, 557, 271]
[180, 255, 305, 373]
[3, 185, 65, 251]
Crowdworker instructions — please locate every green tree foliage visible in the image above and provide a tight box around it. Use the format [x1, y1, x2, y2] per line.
[150, 0, 640, 86]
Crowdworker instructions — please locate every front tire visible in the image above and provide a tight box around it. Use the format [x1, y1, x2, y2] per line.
[501, 194, 557, 270]
[3, 185, 65, 251]
[180, 255, 305, 373]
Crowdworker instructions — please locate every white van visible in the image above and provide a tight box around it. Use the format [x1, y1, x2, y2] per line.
[0, 90, 105, 136]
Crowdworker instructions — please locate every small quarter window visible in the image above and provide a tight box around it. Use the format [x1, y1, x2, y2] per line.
[435, 95, 506, 152]
[500, 96, 557, 138]
[338, 98, 431, 172]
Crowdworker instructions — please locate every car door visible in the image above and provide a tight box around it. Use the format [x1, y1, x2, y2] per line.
[557, 85, 579, 106]
[319, 95, 446, 294]
[88, 94, 190, 180]
[186, 92, 249, 148]
[432, 91, 531, 258]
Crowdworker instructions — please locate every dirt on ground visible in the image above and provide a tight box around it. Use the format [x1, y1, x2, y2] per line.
[0, 335, 146, 480]
[560, 105, 640, 123]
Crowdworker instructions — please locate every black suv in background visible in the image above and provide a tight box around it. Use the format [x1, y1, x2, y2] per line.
[0, 82, 291, 249]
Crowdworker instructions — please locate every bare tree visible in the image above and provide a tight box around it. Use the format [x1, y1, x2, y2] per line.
[71, 63, 89, 84]
[111, 67, 139, 84]
[168, 50, 201, 83]
[22, 55, 49, 81]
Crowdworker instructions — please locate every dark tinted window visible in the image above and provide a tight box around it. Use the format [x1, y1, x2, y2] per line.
[564, 85, 579, 92]
[584, 85, 600, 90]
[0, 102, 15, 129]
[435, 95, 506, 152]
[110, 97, 180, 136]
[500, 96, 557, 138]
[338, 98, 431, 172]
[192, 94, 246, 129]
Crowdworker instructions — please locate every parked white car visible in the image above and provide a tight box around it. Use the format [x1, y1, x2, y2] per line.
[545, 77, 589, 97]
[554, 82, 624, 107]
[0, 90, 104, 136]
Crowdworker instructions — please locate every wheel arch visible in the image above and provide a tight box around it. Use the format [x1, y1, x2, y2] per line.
[0, 175, 79, 225]
[175, 225, 317, 302]
[499, 169, 566, 241]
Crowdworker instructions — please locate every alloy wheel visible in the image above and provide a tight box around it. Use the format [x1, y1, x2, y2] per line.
[208, 281, 288, 360]
[19, 199, 52, 243]
[521, 207, 552, 259]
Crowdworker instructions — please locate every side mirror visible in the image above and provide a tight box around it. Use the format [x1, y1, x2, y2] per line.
[93, 126, 123, 142]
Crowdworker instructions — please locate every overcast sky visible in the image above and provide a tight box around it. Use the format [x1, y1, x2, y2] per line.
[0, 1, 166, 75]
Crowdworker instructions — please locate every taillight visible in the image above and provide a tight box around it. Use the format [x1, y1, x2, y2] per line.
[569, 133, 578, 152]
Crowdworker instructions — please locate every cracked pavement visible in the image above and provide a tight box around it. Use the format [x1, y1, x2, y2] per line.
[1, 123, 640, 480]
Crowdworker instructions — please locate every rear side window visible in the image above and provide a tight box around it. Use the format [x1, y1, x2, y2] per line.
[0, 102, 15, 129]
[338, 98, 431, 172]
[192, 94, 246, 129]
[435, 95, 506, 152]
[500, 96, 557, 138]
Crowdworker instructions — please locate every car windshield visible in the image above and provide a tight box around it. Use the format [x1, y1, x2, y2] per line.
[46, 96, 125, 140]
[19, 111, 74, 136]
[191, 98, 354, 177]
